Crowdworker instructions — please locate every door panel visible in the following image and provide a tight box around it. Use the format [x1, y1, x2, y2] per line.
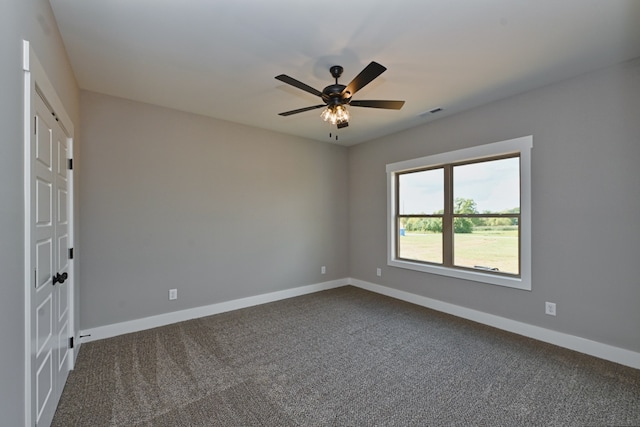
[35, 294, 53, 358]
[36, 120, 52, 168]
[57, 235, 68, 272]
[35, 239, 52, 288]
[36, 179, 52, 225]
[36, 351, 53, 422]
[58, 276, 69, 320]
[57, 319, 70, 369]
[57, 139, 67, 177]
[57, 189, 67, 223]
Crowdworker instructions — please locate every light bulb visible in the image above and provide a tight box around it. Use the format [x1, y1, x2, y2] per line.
[320, 108, 332, 122]
[335, 105, 349, 123]
[321, 105, 349, 125]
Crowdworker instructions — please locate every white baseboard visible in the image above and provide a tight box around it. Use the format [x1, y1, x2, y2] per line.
[349, 278, 640, 370]
[79, 276, 640, 370]
[79, 278, 347, 343]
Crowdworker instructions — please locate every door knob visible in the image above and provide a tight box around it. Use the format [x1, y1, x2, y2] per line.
[52, 272, 68, 285]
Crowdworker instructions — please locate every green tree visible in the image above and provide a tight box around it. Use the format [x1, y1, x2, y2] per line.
[482, 207, 520, 226]
[454, 198, 478, 215]
[425, 218, 442, 233]
[484, 217, 513, 227]
[453, 198, 478, 233]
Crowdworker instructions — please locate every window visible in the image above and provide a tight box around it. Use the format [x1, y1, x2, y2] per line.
[387, 136, 532, 290]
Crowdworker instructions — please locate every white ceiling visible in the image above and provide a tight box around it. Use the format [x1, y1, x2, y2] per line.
[50, 0, 640, 146]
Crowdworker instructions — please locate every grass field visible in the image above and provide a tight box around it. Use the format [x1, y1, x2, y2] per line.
[399, 227, 519, 274]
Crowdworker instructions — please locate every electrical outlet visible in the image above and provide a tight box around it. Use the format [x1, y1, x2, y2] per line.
[545, 301, 556, 316]
[169, 289, 177, 301]
[376, 268, 382, 277]
[321, 266, 326, 274]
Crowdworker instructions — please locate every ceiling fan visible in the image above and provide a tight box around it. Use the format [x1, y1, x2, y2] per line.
[275, 61, 405, 129]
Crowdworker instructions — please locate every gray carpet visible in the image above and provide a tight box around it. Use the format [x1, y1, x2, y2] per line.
[53, 286, 640, 426]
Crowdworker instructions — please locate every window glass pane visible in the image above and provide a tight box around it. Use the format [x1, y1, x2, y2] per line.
[398, 218, 443, 264]
[453, 223, 519, 275]
[453, 157, 520, 214]
[399, 168, 444, 215]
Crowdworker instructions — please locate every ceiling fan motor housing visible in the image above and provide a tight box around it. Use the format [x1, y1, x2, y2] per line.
[323, 84, 348, 105]
[323, 65, 348, 105]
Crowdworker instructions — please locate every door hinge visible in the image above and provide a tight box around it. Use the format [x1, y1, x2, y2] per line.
[68, 158, 73, 170]
[69, 337, 74, 349]
[69, 248, 74, 259]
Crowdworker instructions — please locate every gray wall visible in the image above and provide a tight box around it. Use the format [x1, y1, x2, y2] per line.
[79, 91, 349, 329]
[349, 58, 640, 353]
[0, 0, 79, 424]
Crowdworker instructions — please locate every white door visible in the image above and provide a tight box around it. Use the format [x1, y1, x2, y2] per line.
[31, 92, 71, 426]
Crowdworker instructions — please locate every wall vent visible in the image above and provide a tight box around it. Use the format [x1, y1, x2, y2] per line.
[418, 107, 444, 118]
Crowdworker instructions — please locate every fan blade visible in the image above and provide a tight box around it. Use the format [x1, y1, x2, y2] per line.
[275, 74, 323, 97]
[337, 121, 349, 129]
[341, 61, 387, 98]
[278, 104, 325, 116]
[349, 100, 405, 110]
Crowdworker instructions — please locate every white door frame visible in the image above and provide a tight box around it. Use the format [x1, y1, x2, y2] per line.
[23, 40, 76, 426]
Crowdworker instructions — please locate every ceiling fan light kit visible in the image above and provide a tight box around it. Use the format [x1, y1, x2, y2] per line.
[276, 61, 405, 131]
[320, 104, 349, 126]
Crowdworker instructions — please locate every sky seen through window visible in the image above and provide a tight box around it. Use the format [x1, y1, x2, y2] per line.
[399, 157, 519, 214]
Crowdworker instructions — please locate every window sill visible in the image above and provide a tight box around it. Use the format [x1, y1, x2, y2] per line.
[388, 258, 531, 291]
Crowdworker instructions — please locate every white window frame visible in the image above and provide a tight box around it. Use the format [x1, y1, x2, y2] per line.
[386, 136, 532, 290]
